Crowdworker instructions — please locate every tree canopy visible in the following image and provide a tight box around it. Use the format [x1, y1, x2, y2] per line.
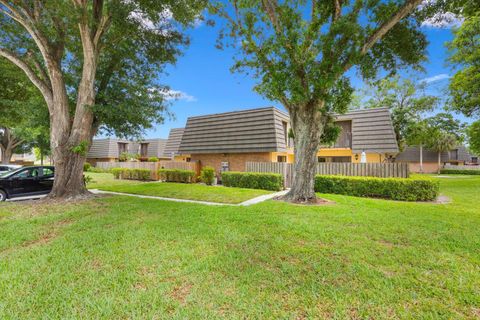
[447, 15, 480, 118]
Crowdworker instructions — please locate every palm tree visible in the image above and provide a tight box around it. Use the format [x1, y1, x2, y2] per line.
[429, 131, 458, 174]
[406, 120, 433, 173]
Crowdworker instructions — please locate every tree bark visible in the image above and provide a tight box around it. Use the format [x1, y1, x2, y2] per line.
[1, 148, 13, 164]
[0, 127, 23, 164]
[46, 53, 96, 200]
[282, 103, 324, 203]
[437, 152, 441, 174]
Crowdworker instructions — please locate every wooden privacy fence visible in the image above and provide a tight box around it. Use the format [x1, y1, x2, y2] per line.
[95, 161, 199, 180]
[246, 162, 410, 188]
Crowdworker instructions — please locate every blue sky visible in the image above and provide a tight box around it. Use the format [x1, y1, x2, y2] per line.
[142, 17, 461, 139]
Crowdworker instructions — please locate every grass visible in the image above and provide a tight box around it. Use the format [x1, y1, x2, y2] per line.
[86, 172, 272, 204]
[1, 175, 479, 318]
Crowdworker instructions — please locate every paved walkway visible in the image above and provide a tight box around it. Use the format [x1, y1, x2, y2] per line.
[89, 189, 289, 206]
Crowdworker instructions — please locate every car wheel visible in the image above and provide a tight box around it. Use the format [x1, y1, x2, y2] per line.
[0, 190, 6, 202]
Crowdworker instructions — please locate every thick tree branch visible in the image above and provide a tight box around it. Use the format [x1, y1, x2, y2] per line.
[0, 1, 61, 79]
[0, 48, 52, 101]
[261, 0, 281, 33]
[333, 0, 342, 22]
[361, 0, 423, 55]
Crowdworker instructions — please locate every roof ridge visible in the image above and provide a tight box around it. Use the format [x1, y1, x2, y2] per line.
[187, 106, 277, 120]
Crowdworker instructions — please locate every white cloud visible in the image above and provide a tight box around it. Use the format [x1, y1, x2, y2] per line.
[161, 89, 197, 102]
[421, 74, 451, 84]
[422, 12, 463, 28]
[127, 7, 174, 36]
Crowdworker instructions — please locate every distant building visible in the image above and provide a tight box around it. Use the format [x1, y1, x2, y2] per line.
[395, 145, 475, 173]
[87, 138, 169, 165]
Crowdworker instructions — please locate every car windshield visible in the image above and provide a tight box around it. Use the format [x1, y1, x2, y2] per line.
[0, 167, 26, 178]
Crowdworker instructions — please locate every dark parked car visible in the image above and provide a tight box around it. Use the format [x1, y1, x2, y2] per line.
[0, 166, 55, 201]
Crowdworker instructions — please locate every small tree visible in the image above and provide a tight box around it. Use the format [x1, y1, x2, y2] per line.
[214, 0, 433, 203]
[406, 120, 433, 173]
[429, 131, 458, 174]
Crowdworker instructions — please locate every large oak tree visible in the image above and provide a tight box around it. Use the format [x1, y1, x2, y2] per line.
[214, 0, 432, 203]
[0, 0, 205, 199]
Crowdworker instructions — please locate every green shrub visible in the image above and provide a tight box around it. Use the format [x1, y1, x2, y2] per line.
[111, 168, 152, 181]
[200, 166, 215, 185]
[314, 175, 439, 201]
[87, 167, 111, 173]
[159, 169, 195, 183]
[83, 162, 92, 172]
[221, 172, 283, 191]
[440, 169, 480, 175]
[148, 157, 159, 162]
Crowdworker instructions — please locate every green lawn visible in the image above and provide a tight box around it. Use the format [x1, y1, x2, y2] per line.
[86, 172, 272, 204]
[1, 175, 479, 318]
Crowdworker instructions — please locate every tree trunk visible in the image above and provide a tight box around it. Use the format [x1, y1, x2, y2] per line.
[45, 34, 97, 200]
[1, 147, 13, 164]
[437, 152, 441, 174]
[419, 144, 423, 173]
[282, 104, 324, 203]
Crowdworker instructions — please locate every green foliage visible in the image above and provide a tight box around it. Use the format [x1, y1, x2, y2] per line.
[428, 131, 458, 155]
[118, 152, 136, 162]
[83, 174, 94, 185]
[111, 168, 152, 181]
[440, 169, 480, 175]
[426, 113, 466, 142]
[214, 1, 428, 112]
[159, 169, 196, 183]
[200, 166, 215, 185]
[222, 172, 283, 191]
[467, 121, 480, 156]
[314, 175, 439, 201]
[148, 157, 159, 162]
[447, 16, 480, 118]
[83, 163, 92, 172]
[87, 167, 111, 173]
[71, 141, 89, 157]
[0, 59, 50, 160]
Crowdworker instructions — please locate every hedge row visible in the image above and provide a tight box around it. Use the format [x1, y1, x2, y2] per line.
[159, 169, 196, 183]
[111, 168, 152, 181]
[440, 169, 480, 175]
[222, 172, 283, 191]
[314, 175, 439, 201]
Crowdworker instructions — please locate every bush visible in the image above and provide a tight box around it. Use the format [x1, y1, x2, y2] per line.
[111, 168, 152, 181]
[314, 175, 439, 201]
[200, 166, 215, 185]
[83, 162, 92, 172]
[159, 169, 195, 183]
[148, 157, 159, 162]
[87, 167, 111, 173]
[221, 172, 283, 191]
[440, 168, 480, 175]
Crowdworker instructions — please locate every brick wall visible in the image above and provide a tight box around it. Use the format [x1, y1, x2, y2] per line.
[191, 153, 272, 176]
